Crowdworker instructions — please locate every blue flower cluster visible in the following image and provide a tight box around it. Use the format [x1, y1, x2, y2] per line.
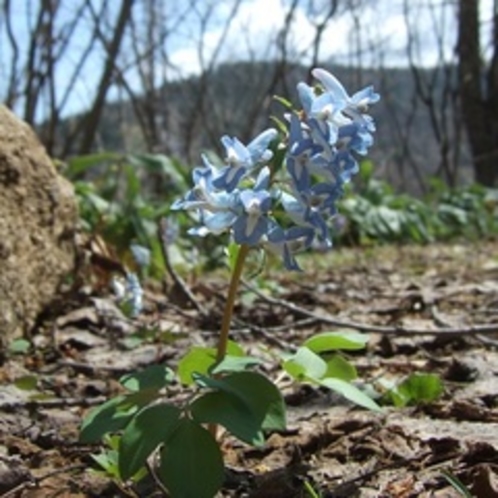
[172, 68, 379, 270]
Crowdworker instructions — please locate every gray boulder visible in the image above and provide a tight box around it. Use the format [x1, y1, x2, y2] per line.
[0, 106, 78, 339]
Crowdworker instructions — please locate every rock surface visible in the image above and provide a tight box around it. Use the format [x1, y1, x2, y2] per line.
[0, 105, 78, 339]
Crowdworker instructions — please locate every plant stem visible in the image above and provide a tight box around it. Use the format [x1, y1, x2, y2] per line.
[216, 244, 249, 363]
[209, 244, 249, 440]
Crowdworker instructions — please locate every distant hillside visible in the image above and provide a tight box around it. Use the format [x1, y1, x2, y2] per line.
[55, 61, 471, 194]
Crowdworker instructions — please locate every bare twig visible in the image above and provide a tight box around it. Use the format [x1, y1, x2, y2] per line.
[232, 318, 292, 350]
[241, 279, 498, 337]
[0, 464, 86, 498]
[0, 395, 107, 412]
[146, 458, 169, 497]
[78, 0, 134, 154]
[158, 218, 208, 316]
[232, 317, 319, 350]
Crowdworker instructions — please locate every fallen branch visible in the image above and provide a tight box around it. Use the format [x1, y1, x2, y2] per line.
[242, 280, 498, 337]
[158, 218, 208, 317]
[0, 395, 106, 412]
[0, 464, 86, 498]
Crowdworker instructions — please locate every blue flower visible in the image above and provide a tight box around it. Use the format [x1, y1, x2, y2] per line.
[231, 167, 273, 245]
[338, 122, 373, 156]
[212, 128, 278, 192]
[312, 68, 379, 129]
[232, 189, 272, 245]
[171, 162, 216, 211]
[279, 190, 326, 243]
[189, 208, 239, 237]
[286, 114, 320, 191]
[172, 160, 240, 237]
[111, 273, 142, 316]
[297, 82, 315, 115]
[264, 224, 315, 271]
[130, 243, 151, 269]
[172, 67, 379, 271]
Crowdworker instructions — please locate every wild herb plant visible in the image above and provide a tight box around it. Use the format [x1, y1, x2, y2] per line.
[80, 68, 381, 497]
[338, 162, 498, 245]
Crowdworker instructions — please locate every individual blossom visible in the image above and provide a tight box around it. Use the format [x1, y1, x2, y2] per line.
[212, 129, 278, 192]
[130, 243, 151, 269]
[125, 273, 143, 318]
[311, 67, 380, 131]
[111, 272, 144, 317]
[172, 161, 240, 237]
[286, 114, 324, 191]
[279, 182, 339, 247]
[263, 224, 315, 271]
[231, 167, 273, 246]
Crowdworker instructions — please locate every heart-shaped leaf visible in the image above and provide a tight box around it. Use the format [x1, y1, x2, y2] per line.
[119, 403, 181, 480]
[304, 331, 369, 352]
[159, 418, 224, 498]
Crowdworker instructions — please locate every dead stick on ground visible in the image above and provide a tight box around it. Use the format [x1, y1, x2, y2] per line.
[0, 464, 87, 498]
[0, 396, 107, 411]
[158, 218, 208, 316]
[241, 279, 498, 337]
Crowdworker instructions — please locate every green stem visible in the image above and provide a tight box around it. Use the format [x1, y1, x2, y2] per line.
[209, 244, 249, 440]
[216, 244, 249, 363]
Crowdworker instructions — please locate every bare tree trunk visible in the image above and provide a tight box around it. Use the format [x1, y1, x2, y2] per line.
[457, 0, 498, 186]
[401, 0, 460, 188]
[78, 0, 134, 154]
[3, 0, 20, 108]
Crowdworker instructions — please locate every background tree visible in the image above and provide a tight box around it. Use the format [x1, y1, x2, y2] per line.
[457, 0, 498, 187]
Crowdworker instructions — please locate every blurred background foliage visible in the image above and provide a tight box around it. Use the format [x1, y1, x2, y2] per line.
[64, 153, 498, 277]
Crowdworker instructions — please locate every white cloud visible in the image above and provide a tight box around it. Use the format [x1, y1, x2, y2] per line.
[168, 0, 496, 74]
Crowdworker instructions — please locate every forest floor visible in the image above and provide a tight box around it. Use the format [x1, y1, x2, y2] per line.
[1, 241, 498, 498]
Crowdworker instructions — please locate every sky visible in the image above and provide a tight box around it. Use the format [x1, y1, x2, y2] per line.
[165, 0, 494, 76]
[0, 0, 494, 121]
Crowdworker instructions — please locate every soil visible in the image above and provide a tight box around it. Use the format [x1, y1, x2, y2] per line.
[1, 241, 497, 498]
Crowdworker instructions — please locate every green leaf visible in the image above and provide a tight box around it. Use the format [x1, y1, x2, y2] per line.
[359, 160, 374, 183]
[319, 378, 381, 412]
[324, 354, 357, 381]
[124, 164, 141, 200]
[119, 365, 175, 392]
[66, 152, 120, 177]
[211, 354, 261, 374]
[177, 347, 217, 386]
[273, 94, 293, 109]
[303, 331, 369, 352]
[396, 373, 443, 406]
[177, 342, 245, 385]
[269, 115, 289, 135]
[80, 395, 141, 443]
[441, 470, 473, 498]
[119, 403, 181, 480]
[85, 191, 111, 213]
[225, 340, 246, 356]
[377, 206, 402, 235]
[191, 391, 265, 446]
[303, 480, 322, 498]
[283, 347, 327, 380]
[129, 153, 188, 189]
[8, 338, 31, 355]
[80, 396, 136, 443]
[158, 418, 224, 498]
[91, 449, 121, 480]
[194, 371, 286, 435]
[14, 375, 38, 391]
